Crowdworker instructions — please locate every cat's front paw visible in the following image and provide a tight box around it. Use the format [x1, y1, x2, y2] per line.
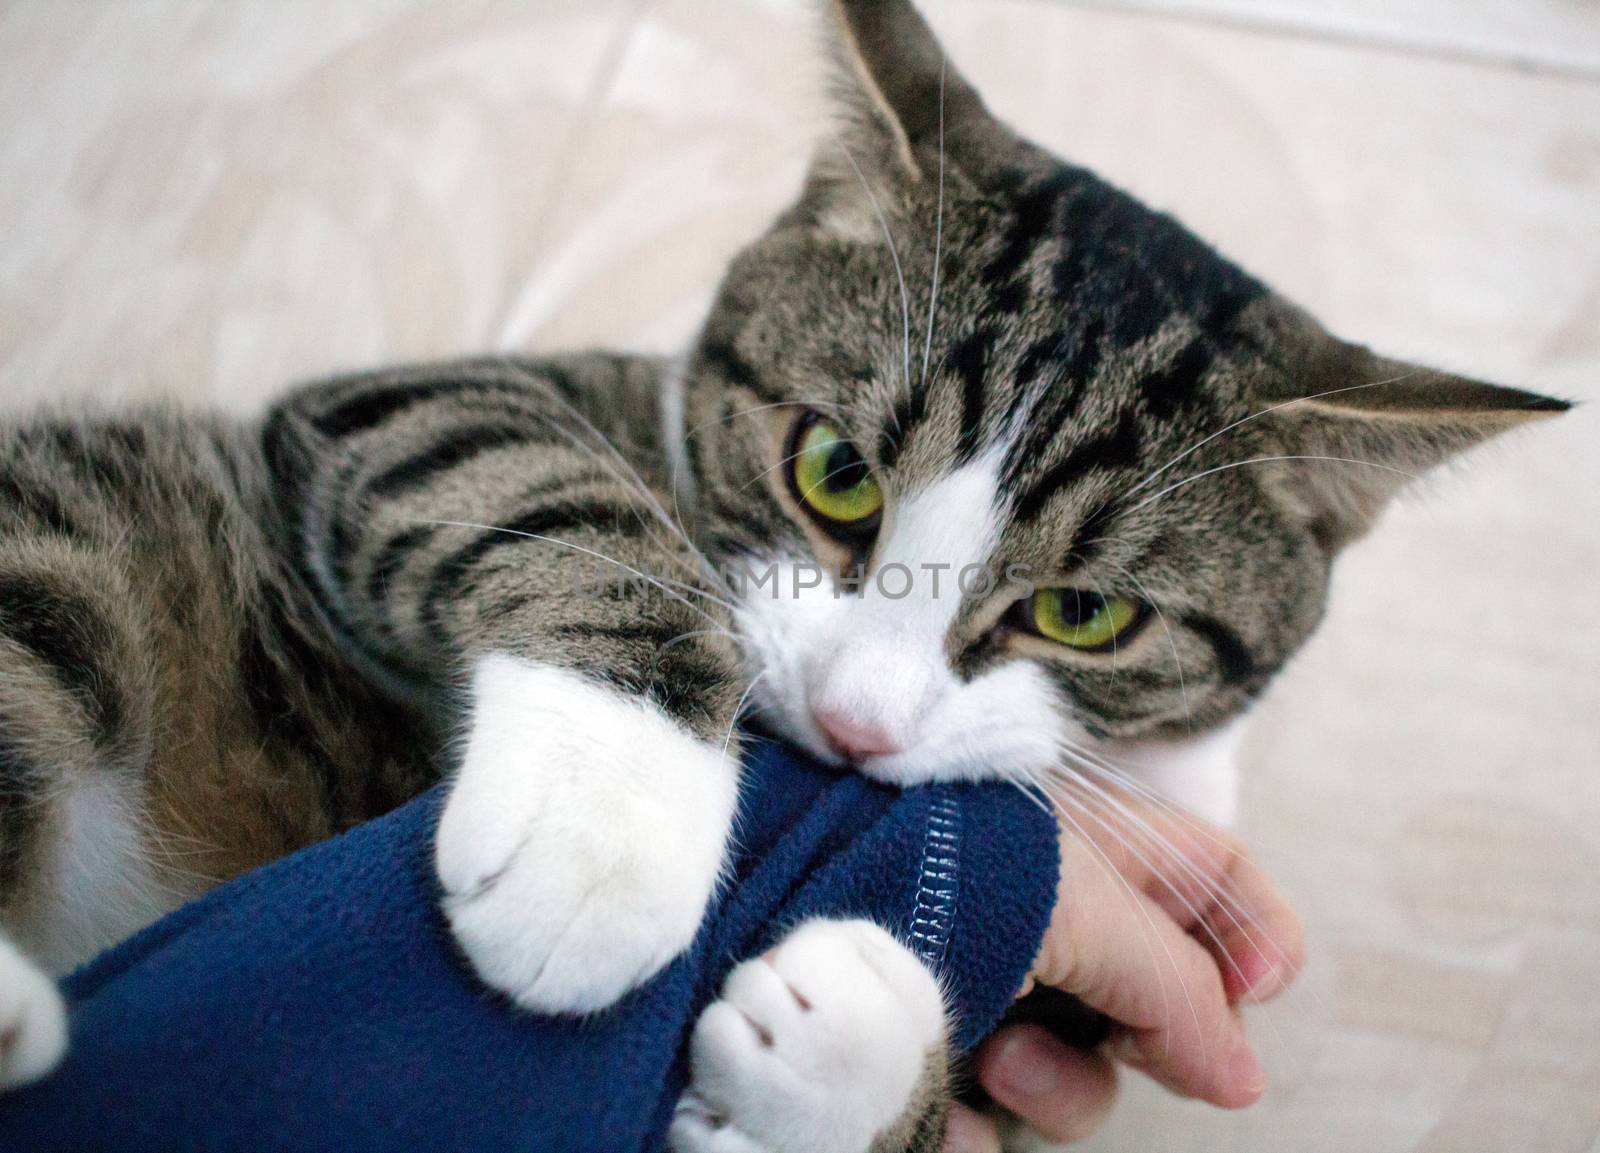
[0, 936, 67, 1090]
[436, 655, 738, 1015]
[670, 919, 949, 1153]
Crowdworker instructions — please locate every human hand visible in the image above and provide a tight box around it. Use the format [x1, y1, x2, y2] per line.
[943, 793, 1305, 1150]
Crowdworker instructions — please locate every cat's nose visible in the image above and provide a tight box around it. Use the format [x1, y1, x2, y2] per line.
[812, 708, 899, 761]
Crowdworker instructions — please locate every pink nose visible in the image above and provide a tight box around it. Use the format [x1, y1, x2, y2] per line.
[812, 708, 898, 761]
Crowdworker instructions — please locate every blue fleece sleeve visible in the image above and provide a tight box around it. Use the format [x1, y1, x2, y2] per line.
[0, 741, 1058, 1153]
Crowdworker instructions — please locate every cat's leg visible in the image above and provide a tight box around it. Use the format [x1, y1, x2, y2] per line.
[434, 654, 738, 1013]
[0, 935, 66, 1090]
[670, 919, 951, 1153]
[267, 359, 743, 1014]
[0, 535, 164, 1087]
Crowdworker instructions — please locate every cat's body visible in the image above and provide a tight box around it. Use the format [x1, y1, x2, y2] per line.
[0, 355, 659, 970]
[0, 2, 1567, 1149]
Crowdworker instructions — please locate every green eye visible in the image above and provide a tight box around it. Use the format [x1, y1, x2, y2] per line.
[789, 417, 883, 528]
[1025, 588, 1143, 651]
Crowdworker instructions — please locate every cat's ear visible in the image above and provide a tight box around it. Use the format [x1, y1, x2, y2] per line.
[794, 0, 1018, 228]
[1255, 305, 1571, 549]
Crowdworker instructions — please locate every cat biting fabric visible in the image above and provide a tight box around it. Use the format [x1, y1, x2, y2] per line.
[0, 1, 1567, 1150]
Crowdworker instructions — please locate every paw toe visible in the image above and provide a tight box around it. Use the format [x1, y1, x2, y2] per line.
[0, 945, 67, 1090]
[674, 919, 950, 1153]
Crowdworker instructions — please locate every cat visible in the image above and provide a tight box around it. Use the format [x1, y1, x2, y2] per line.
[0, 1, 1568, 1149]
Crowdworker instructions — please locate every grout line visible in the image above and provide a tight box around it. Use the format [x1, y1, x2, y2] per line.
[1038, 0, 1600, 84]
[491, 0, 651, 350]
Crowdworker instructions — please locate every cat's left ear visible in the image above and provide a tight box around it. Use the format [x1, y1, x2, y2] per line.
[794, 0, 1021, 226]
[1255, 304, 1571, 549]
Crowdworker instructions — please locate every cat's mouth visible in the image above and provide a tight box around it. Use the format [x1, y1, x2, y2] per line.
[753, 698, 1060, 790]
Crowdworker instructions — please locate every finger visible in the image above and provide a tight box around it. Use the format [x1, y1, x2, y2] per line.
[1033, 834, 1264, 1108]
[1059, 790, 1303, 1005]
[977, 1023, 1119, 1144]
[941, 1103, 1001, 1153]
[1060, 789, 1244, 928]
[1201, 849, 1305, 1004]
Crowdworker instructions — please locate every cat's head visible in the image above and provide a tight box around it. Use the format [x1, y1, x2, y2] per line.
[676, 0, 1566, 814]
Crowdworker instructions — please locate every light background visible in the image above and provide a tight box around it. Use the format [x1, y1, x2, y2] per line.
[1, 1, 1596, 1149]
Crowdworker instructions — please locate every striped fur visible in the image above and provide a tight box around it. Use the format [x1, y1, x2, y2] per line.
[0, 0, 1569, 1146]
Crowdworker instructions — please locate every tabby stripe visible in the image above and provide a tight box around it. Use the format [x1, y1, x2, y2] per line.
[238, 590, 352, 820]
[365, 525, 437, 607]
[311, 377, 548, 440]
[549, 619, 688, 646]
[1054, 316, 1106, 389]
[983, 170, 1072, 311]
[1201, 286, 1257, 339]
[0, 473, 78, 537]
[1142, 339, 1212, 420]
[697, 338, 767, 398]
[478, 592, 531, 625]
[1015, 335, 1065, 389]
[1001, 319, 1103, 486]
[313, 381, 469, 439]
[1012, 413, 1142, 522]
[1068, 501, 1120, 562]
[0, 574, 122, 740]
[527, 360, 579, 404]
[951, 328, 990, 462]
[363, 424, 534, 501]
[879, 383, 928, 472]
[330, 420, 587, 581]
[421, 502, 646, 643]
[41, 426, 139, 492]
[604, 644, 736, 731]
[0, 732, 41, 892]
[1183, 613, 1255, 687]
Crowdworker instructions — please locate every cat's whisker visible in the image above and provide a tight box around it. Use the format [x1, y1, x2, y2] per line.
[415, 520, 733, 626]
[736, 445, 812, 494]
[653, 626, 741, 654]
[1043, 755, 1308, 995]
[673, 396, 804, 531]
[1049, 746, 1305, 950]
[1070, 556, 1123, 683]
[1056, 773, 1305, 1042]
[1047, 793, 1198, 1058]
[648, 626, 745, 682]
[918, 55, 947, 394]
[1121, 369, 1431, 503]
[834, 138, 912, 393]
[1043, 773, 1246, 960]
[501, 363, 719, 588]
[739, 443, 878, 508]
[1014, 775, 1186, 1027]
[1118, 454, 1419, 521]
[721, 671, 767, 760]
[1044, 775, 1297, 1049]
[1048, 768, 1312, 1033]
[1048, 740, 1257, 895]
[678, 399, 860, 448]
[1094, 556, 1192, 731]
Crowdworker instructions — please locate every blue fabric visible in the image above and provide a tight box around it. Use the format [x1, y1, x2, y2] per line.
[0, 740, 1058, 1153]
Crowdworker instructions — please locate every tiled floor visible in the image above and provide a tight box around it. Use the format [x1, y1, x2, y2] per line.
[1, 1, 1596, 1149]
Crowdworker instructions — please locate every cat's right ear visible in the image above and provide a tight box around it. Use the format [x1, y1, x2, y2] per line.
[793, 0, 1019, 230]
[1251, 303, 1572, 550]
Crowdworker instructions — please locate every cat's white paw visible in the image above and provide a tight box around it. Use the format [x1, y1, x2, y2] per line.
[670, 919, 948, 1153]
[436, 654, 737, 1015]
[0, 936, 67, 1090]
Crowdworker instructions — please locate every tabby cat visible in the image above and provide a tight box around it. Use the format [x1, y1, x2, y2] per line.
[0, 2, 1567, 1150]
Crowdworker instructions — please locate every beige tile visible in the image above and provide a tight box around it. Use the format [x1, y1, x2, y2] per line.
[495, 0, 827, 355]
[0, 0, 637, 413]
[1045, 0, 1600, 77]
[901, 3, 1599, 1150]
[0, 2, 1595, 1150]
